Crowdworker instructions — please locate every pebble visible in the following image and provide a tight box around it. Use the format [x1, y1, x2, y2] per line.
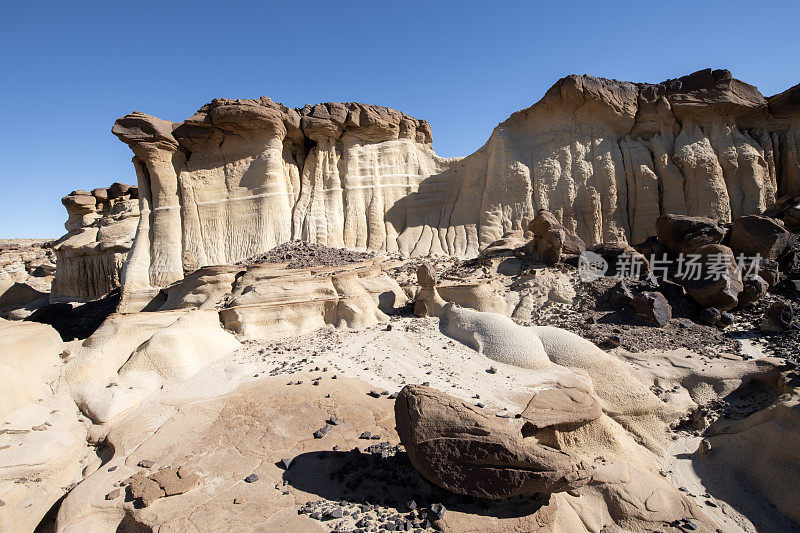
[314, 424, 333, 438]
[327, 416, 340, 426]
[244, 474, 259, 483]
[429, 503, 446, 519]
[487, 366, 497, 374]
[368, 390, 382, 398]
[137, 460, 155, 468]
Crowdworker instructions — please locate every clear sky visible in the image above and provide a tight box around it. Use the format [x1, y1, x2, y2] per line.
[1, 0, 799, 238]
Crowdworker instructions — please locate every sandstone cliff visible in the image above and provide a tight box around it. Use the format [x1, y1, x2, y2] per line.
[52, 184, 139, 300]
[113, 69, 800, 305]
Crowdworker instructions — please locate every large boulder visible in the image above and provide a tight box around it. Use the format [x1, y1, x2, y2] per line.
[655, 214, 726, 255]
[394, 384, 594, 499]
[525, 210, 585, 264]
[679, 244, 743, 310]
[589, 242, 648, 277]
[730, 215, 791, 260]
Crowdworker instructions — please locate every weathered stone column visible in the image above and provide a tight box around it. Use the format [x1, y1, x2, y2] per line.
[113, 112, 185, 306]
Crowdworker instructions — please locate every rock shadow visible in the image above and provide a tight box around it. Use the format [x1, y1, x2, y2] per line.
[283, 448, 551, 519]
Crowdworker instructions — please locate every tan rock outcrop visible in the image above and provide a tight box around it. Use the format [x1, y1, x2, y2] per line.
[113, 70, 800, 306]
[52, 184, 139, 300]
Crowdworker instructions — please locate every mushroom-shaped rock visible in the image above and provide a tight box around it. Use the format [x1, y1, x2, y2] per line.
[112, 111, 178, 148]
[394, 384, 593, 499]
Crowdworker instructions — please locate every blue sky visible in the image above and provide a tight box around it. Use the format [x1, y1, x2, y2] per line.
[1, 0, 799, 237]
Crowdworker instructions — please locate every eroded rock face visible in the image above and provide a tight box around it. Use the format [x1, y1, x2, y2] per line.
[52, 184, 139, 300]
[394, 384, 594, 498]
[113, 70, 800, 306]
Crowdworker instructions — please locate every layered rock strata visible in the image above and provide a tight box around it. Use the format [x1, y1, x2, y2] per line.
[114, 69, 800, 307]
[52, 184, 139, 300]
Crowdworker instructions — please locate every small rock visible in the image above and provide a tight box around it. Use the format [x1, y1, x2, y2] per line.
[137, 460, 155, 469]
[429, 503, 446, 520]
[359, 432, 372, 439]
[244, 474, 259, 483]
[325, 508, 344, 520]
[632, 291, 672, 327]
[682, 518, 698, 531]
[368, 390, 382, 398]
[486, 366, 497, 374]
[105, 488, 121, 500]
[314, 424, 333, 439]
[327, 416, 340, 426]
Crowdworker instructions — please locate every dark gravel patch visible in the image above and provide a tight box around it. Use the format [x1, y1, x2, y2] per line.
[240, 241, 377, 269]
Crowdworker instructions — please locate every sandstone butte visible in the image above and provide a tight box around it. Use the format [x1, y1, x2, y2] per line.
[108, 68, 800, 310]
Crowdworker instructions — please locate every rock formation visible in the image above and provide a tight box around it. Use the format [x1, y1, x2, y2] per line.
[112, 69, 800, 309]
[52, 184, 139, 300]
[394, 384, 595, 498]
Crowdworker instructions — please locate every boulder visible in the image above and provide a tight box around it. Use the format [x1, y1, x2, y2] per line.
[785, 204, 800, 232]
[525, 211, 586, 265]
[730, 215, 791, 260]
[680, 244, 743, 310]
[606, 281, 634, 306]
[656, 214, 726, 255]
[761, 301, 798, 331]
[108, 182, 135, 199]
[394, 384, 593, 498]
[589, 242, 648, 277]
[738, 275, 769, 307]
[632, 291, 672, 327]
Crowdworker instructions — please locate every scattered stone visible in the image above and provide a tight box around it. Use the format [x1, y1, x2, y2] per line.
[327, 416, 340, 426]
[244, 473, 259, 483]
[137, 459, 155, 469]
[314, 424, 333, 439]
[368, 390, 382, 398]
[738, 275, 769, 307]
[761, 301, 799, 331]
[632, 291, 672, 327]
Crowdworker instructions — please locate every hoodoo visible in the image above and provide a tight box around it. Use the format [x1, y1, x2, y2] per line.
[113, 69, 800, 309]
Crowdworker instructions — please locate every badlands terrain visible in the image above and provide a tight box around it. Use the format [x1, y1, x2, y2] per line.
[1, 68, 800, 532]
